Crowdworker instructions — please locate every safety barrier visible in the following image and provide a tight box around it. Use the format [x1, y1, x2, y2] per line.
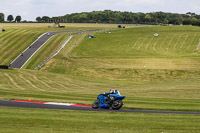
[0, 65, 9, 69]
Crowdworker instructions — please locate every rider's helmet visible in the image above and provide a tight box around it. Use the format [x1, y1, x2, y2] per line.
[110, 88, 116, 93]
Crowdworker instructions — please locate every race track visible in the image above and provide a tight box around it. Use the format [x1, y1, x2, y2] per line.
[10, 31, 73, 69]
[0, 100, 200, 115]
[5, 29, 200, 115]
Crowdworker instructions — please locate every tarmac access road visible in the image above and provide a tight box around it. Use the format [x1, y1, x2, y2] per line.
[10, 31, 74, 69]
[0, 100, 200, 115]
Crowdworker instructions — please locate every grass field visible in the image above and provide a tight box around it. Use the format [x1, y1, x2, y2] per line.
[0, 25, 200, 111]
[42, 26, 200, 81]
[0, 23, 119, 66]
[0, 23, 200, 132]
[1, 107, 200, 133]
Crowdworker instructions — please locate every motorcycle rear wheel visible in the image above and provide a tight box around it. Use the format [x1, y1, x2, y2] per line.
[92, 100, 100, 109]
[111, 100, 123, 110]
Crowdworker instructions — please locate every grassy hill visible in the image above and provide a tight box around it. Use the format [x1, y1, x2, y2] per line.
[0, 23, 118, 66]
[71, 26, 200, 58]
[42, 26, 200, 81]
[0, 24, 200, 132]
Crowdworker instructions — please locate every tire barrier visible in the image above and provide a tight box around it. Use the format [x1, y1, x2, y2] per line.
[0, 65, 9, 69]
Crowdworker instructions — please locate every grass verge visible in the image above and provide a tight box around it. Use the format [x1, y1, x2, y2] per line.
[0, 107, 200, 133]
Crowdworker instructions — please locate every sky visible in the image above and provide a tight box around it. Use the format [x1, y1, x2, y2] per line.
[0, 0, 200, 21]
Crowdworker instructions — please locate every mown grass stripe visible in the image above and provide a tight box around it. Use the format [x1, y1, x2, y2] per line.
[0, 30, 21, 42]
[3, 73, 23, 90]
[32, 75, 52, 89]
[41, 76, 68, 91]
[0, 30, 33, 52]
[0, 30, 28, 52]
[18, 74, 42, 91]
[0, 31, 35, 64]
[179, 33, 188, 49]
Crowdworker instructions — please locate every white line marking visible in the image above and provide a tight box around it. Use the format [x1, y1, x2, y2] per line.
[44, 102, 75, 106]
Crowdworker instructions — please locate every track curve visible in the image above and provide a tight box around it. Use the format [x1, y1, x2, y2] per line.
[0, 100, 200, 115]
[10, 31, 74, 69]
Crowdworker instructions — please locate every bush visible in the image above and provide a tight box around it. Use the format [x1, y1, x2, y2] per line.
[118, 25, 122, 28]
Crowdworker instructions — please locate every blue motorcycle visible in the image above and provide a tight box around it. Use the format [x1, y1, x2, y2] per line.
[92, 93, 125, 110]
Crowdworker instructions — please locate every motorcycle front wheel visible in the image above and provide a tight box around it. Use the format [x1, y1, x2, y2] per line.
[92, 100, 100, 109]
[111, 100, 123, 110]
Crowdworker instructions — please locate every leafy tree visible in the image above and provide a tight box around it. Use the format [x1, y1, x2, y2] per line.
[145, 14, 152, 22]
[36, 10, 200, 25]
[41, 16, 50, 22]
[191, 17, 199, 25]
[186, 12, 196, 17]
[0, 13, 4, 22]
[7, 15, 14, 22]
[36, 16, 42, 22]
[15, 15, 21, 23]
[79, 13, 88, 23]
[121, 12, 133, 23]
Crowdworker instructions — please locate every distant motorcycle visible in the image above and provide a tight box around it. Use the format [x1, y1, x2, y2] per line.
[92, 93, 125, 110]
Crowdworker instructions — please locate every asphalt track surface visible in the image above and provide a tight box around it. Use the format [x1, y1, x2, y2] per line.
[10, 31, 73, 69]
[0, 100, 200, 115]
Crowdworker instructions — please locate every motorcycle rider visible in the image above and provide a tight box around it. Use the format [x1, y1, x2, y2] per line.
[92, 88, 125, 109]
[109, 88, 121, 95]
[104, 88, 121, 101]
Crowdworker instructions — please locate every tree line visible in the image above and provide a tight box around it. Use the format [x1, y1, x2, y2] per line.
[1, 10, 200, 25]
[36, 10, 200, 26]
[0, 13, 22, 22]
